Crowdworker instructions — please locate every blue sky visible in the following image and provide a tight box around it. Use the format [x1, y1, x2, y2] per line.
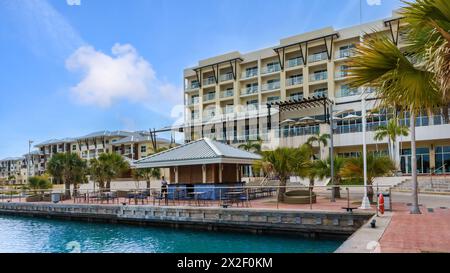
[0, 0, 403, 158]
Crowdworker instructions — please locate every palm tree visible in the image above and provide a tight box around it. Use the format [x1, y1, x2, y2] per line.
[254, 147, 298, 202]
[238, 138, 262, 154]
[306, 132, 330, 159]
[401, 0, 450, 119]
[309, 157, 347, 199]
[47, 153, 87, 198]
[132, 168, 161, 190]
[340, 154, 395, 203]
[91, 153, 129, 191]
[374, 118, 409, 169]
[347, 33, 441, 214]
[89, 157, 107, 190]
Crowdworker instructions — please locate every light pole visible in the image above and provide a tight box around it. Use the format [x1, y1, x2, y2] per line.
[360, 93, 371, 209]
[329, 104, 335, 202]
[28, 140, 34, 178]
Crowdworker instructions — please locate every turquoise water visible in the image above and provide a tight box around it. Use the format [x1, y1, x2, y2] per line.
[0, 215, 342, 253]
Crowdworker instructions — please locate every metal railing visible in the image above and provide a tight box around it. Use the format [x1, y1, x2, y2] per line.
[261, 81, 281, 92]
[286, 76, 303, 86]
[0, 184, 393, 211]
[309, 71, 328, 82]
[260, 64, 281, 75]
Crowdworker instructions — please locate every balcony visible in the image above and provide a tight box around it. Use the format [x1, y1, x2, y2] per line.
[220, 73, 234, 82]
[286, 76, 303, 86]
[203, 111, 216, 119]
[241, 86, 259, 96]
[224, 106, 235, 114]
[312, 90, 328, 97]
[220, 89, 234, 98]
[187, 97, 199, 105]
[337, 87, 361, 98]
[335, 49, 355, 60]
[185, 82, 200, 91]
[287, 94, 304, 101]
[335, 71, 349, 80]
[203, 92, 216, 102]
[267, 97, 280, 104]
[309, 71, 328, 82]
[261, 64, 281, 75]
[241, 70, 258, 79]
[308, 52, 328, 63]
[261, 81, 280, 92]
[203, 77, 216, 86]
[286, 57, 303, 68]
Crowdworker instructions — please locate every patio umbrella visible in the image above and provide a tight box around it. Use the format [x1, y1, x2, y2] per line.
[335, 109, 355, 116]
[341, 114, 361, 121]
[281, 119, 295, 136]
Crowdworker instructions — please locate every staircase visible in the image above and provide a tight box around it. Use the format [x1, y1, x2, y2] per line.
[392, 176, 450, 193]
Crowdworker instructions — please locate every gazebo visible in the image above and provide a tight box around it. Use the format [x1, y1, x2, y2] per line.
[132, 138, 261, 200]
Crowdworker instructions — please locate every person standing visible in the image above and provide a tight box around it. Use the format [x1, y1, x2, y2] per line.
[161, 176, 168, 205]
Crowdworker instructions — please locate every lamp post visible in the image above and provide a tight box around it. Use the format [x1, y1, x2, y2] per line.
[28, 140, 34, 179]
[329, 104, 335, 202]
[360, 93, 371, 209]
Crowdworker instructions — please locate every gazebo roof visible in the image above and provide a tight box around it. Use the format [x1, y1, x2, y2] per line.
[133, 138, 261, 168]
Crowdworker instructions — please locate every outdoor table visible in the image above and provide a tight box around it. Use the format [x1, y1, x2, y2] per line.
[224, 191, 245, 206]
[188, 192, 205, 206]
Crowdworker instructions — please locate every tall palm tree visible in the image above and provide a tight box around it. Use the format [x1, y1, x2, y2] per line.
[132, 168, 161, 190]
[374, 118, 409, 168]
[340, 154, 395, 203]
[306, 132, 330, 159]
[347, 34, 441, 214]
[47, 153, 87, 198]
[96, 153, 130, 191]
[309, 157, 347, 199]
[401, 0, 450, 116]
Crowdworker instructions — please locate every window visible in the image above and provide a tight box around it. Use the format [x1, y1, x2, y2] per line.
[141, 145, 147, 153]
[72, 145, 77, 151]
[267, 96, 280, 103]
[245, 67, 258, 77]
[435, 146, 450, 173]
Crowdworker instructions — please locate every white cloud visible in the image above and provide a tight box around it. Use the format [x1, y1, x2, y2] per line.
[367, 0, 381, 6]
[66, 0, 81, 6]
[66, 43, 182, 113]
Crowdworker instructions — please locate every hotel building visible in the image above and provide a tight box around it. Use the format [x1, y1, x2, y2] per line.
[182, 10, 450, 175]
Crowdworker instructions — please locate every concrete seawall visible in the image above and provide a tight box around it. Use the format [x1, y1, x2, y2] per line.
[0, 202, 373, 238]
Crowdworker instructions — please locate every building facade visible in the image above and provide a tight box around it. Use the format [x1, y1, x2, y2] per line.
[182, 10, 450, 175]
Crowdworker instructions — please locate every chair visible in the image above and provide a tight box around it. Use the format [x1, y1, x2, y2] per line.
[151, 190, 164, 206]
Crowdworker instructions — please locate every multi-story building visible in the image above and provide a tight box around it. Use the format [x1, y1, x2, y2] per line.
[181, 9, 450, 175]
[34, 130, 171, 171]
[0, 157, 27, 184]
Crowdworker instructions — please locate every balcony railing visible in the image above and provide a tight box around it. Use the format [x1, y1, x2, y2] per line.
[261, 64, 281, 75]
[308, 52, 328, 63]
[335, 71, 349, 79]
[185, 82, 200, 91]
[312, 90, 328, 97]
[286, 57, 303, 68]
[286, 76, 303, 86]
[261, 81, 280, 92]
[241, 70, 258, 79]
[188, 97, 199, 105]
[287, 94, 304, 101]
[337, 88, 361, 98]
[335, 49, 355, 60]
[220, 89, 234, 98]
[203, 77, 216, 86]
[220, 73, 233, 82]
[309, 71, 328, 82]
[224, 107, 234, 114]
[203, 93, 216, 101]
[241, 86, 259, 96]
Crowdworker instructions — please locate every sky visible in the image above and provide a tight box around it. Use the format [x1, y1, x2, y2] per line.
[0, 0, 403, 158]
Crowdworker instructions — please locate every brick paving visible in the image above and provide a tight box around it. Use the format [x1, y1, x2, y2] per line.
[379, 203, 450, 253]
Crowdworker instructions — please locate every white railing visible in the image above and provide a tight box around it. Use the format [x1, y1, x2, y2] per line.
[308, 52, 328, 63]
[261, 81, 280, 92]
[202, 77, 216, 86]
[309, 71, 328, 82]
[241, 86, 259, 96]
[261, 64, 281, 74]
[335, 49, 356, 60]
[203, 93, 216, 101]
[286, 76, 303, 86]
[286, 57, 303, 68]
[241, 70, 258, 79]
[220, 90, 234, 98]
[335, 71, 349, 79]
[185, 83, 200, 91]
[220, 73, 233, 82]
[287, 94, 304, 101]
